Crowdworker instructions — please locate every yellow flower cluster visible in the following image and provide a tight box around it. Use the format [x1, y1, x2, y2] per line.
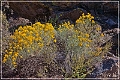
[90, 47, 103, 57]
[101, 33, 104, 37]
[77, 33, 92, 47]
[3, 48, 20, 67]
[3, 22, 56, 67]
[76, 13, 95, 24]
[57, 20, 92, 48]
[58, 21, 74, 31]
[96, 26, 101, 31]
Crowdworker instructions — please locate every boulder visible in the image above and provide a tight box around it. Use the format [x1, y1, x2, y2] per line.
[8, 17, 31, 34]
[9, 2, 52, 22]
[86, 56, 119, 78]
[80, 2, 118, 16]
[50, 8, 87, 25]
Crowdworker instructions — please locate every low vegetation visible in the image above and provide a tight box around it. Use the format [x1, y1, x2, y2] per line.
[2, 12, 112, 78]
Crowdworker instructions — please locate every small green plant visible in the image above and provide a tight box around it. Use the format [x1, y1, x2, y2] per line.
[48, 14, 61, 29]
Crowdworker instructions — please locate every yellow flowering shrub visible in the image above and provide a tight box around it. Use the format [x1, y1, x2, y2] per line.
[57, 13, 112, 78]
[2, 12, 112, 78]
[2, 22, 57, 68]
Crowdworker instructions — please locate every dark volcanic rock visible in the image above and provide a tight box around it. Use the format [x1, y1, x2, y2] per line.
[7, 2, 118, 29]
[9, 2, 52, 22]
[80, 2, 118, 15]
[17, 56, 47, 78]
[55, 8, 87, 23]
[86, 57, 119, 78]
[105, 19, 118, 29]
[16, 55, 64, 78]
[8, 17, 31, 34]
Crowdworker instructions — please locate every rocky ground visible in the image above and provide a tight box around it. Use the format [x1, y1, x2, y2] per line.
[1, 0, 120, 79]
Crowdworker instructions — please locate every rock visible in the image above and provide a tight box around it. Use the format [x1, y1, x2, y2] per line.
[102, 28, 119, 56]
[9, 2, 52, 22]
[8, 17, 31, 34]
[50, 8, 87, 25]
[105, 19, 118, 29]
[111, 33, 119, 56]
[102, 2, 118, 15]
[2, 63, 16, 78]
[97, 63, 118, 78]
[55, 52, 66, 63]
[94, 14, 118, 30]
[17, 56, 46, 78]
[80, 2, 118, 15]
[96, 56, 119, 78]
[113, 28, 120, 34]
[111, 32, 119, 45]
[59, 8, 87, 22]
[49, 2, 80, 11]
[16, 55, 64, 78]
[2, 2, 14, 20]
[86, 56, 119, 78]
[9, 17, 30, 27]
[8, 2, 88, 23]
[104, 28, 120, 35]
